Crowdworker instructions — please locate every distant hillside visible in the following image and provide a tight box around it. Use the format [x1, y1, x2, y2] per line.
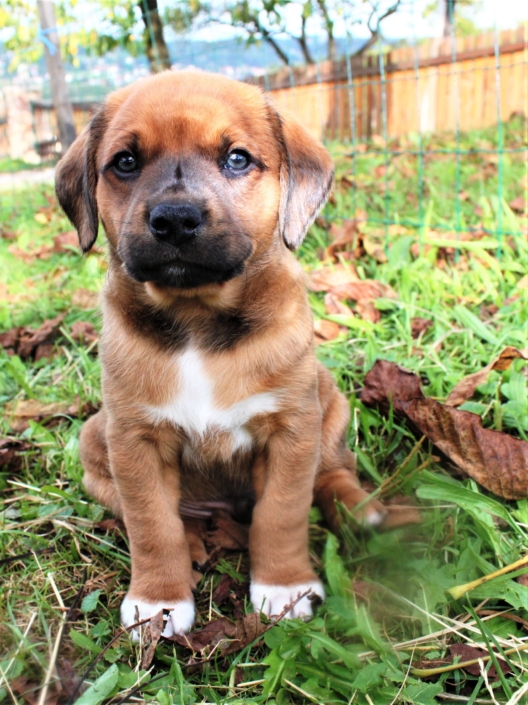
[1, 34, 368, 100]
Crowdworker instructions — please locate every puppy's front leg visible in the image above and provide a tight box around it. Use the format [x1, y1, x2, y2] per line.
[250, 414, 325, 620]
[107, 421, 194, 638]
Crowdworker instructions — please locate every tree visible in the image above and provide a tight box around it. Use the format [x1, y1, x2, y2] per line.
[425, 0, 480, 39]
[166, 0, 403, 67]
[0, 0, 171, 74]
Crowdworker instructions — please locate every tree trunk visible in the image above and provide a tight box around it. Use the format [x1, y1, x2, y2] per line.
[443, 0, 456, 38]
[316, 0, 335, 61]
[37, 0, 76, 154]
[139, 0, 171, 73]
[261, 29, 290, 65]
[297, 17, 315, 64]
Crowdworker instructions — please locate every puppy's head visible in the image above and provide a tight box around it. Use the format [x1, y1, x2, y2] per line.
[56, 70, 333, 292]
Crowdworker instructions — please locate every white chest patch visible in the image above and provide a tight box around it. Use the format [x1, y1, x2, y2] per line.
[145, 347, 278, 450]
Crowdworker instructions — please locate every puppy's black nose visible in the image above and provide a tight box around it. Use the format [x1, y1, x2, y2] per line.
[148, 203, 203, 246]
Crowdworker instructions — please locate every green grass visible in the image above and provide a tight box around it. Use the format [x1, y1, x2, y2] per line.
[0, 121, 527, 705]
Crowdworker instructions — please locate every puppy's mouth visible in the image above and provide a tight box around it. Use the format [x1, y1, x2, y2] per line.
[127, 257, 248, 288]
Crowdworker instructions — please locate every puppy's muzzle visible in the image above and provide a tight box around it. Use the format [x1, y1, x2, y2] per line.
[149, 203, 203, 248]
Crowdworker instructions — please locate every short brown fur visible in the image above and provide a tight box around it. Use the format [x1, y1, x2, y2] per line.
[56, 70, 383, 626]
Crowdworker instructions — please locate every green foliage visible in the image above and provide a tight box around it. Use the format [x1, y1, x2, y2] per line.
[0, 121, 527, 703]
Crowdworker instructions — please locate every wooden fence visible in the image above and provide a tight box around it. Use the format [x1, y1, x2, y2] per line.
[1, 27, 526, 161]
[247, 26, 527, 141]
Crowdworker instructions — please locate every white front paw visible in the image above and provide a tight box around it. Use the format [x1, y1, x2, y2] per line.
[250, 580, 325, 619]
[121, 595, 195, 641]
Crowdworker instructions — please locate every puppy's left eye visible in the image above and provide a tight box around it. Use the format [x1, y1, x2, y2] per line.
[225, 150, 251, 171]
[114, 152, 138, 174]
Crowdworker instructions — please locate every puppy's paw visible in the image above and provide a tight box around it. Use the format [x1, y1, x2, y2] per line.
[250, 580, 325, 620]
[121, 595, 195, 641]
[360, 500, 387, 528]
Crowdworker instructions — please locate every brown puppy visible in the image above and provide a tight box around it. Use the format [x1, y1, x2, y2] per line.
[56, 70, 383, 637]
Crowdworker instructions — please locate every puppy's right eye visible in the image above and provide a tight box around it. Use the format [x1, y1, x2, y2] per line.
[114, 152, 138, 174]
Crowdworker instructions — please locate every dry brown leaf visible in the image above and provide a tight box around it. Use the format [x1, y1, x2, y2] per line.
[324, 293, 354, 318]
[0, 438, 32, 472]
[325, 220, 361, 261]
[17, 313, 65, 360]
[71, 288, 99, 309]
[355, 299, 380, 323]
[222, 613, 267, 656]
[175, 613, 266, 657]
[95, 518, 127, 536]
[12, 399, 71, 419]
[52, 230, 78, 252]
[361, 360, 528, 499]
[212, 573, 235, 606]
[314, 319, 340, 342]
[56, 658, 86, 701]
[360, 360, 423, 413]
[363, 235, 388, 263]
[309, 263, 359, 292]
[175, 617, 236, 653]
[142, 609, 165, 668]
[70, 321, 99, 345]
[446, 346, 528, 407]
[0, 327, 22, 351]
[333, 279, 397, 303]
[66, 397, 99, 419]
[509, 196, 527, 213]
[449, 643, 510, 679]
[411, 318, 433, 339]
[205, 509, 249, 550]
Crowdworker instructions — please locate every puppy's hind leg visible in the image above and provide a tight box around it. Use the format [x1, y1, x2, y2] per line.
[314, 365, 385, 533]
[80, 409, 123, 518]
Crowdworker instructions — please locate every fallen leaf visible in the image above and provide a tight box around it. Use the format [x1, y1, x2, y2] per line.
[446, 346, 528, 406]
[509, 196, 526, 213]
[309, 263, 359, 292]
[222, 612, 266, 656]
[361, 360, 528, 499]
[175, 617, 236, 653]
[212, 573, 235, 606]
[71, 288, 99, 309]
[325, 220, 361, 260]
[12, 399, 70, 419]
[95, 518, 127, 536]
[324, 293, 354, 317]
[52, 230, 79, 253]
[411, 318, 433, 339]
[56, 658, 86, 701]
[66, 397, 99, 419]
[175, 613, 266, 657]
[355, 299, 380, 323]
[0, 327, 22, 351]
[314, 319, 340, 341]
[333, 279, 397, 305]
[312, 267, 396, 323]
[142, 609, 165, 668]
[17, 313, 65, 360]
[0, 438, 32, 471]
[70, 321, 99, 345]
[450, 643, 510, 680]
[205, 509, 249, 550]
[360, 360, 423, 414]
[363, 235, 388, 263]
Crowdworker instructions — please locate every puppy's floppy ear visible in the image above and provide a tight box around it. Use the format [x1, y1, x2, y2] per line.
[55, 108, 107, 252]
[274, 108, 334, 250]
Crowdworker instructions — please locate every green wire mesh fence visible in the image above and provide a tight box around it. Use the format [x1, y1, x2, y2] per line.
[0, 1, 527, 260]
